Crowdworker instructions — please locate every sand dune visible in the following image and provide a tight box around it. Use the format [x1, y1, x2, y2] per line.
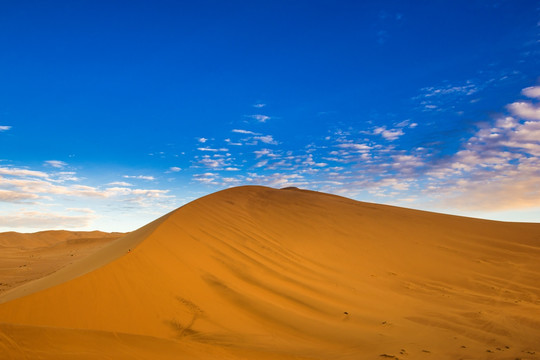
[0, 186, 539, 359]
[0, 230, 124, 248]
[0, 231, 123, 297]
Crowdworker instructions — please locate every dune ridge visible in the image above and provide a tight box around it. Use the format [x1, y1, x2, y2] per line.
[0, 186, 539, 359]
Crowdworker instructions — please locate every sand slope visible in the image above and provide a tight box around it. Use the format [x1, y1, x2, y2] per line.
[0, 231, 123, 297]
[0, 186, 539, 359]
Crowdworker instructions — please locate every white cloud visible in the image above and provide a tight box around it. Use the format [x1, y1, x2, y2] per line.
[0, 190, 40, 202]
[0, 167, 49, 178]
[197, 147, 229, 152]
[126, 189, 170, 198]
[248, 173, 307, 188]
[254, 148, 279, 158]
[0, 125, 12, 132]
[522, 86, 540, 99]
[55, 172, 80, 182]
[232, 129, 258, 135]
[375, 127, 404, 141]
[230, 129, 277, 146]
[254, 135, 278, 145]
[247, 114, 271, 122]
[123, 175, 155, 181]
[396, 120, 410, 127]
[198, 156, 228, 168]
[169, 167, 181, 172]
[198, 137, 208, 143]
[395, 119, 418, 129]
[107, 181, 133, 186]
[254, 160, 268, 168]
[225, 138, 243, 146]
[0, 210, 96, 229]
[253, 103, 266, 108]
[0, 165, 176, 231]
[392, 155, 423, 171]
[419, 82, 478, 98]
[507, 101, 540, 121]
[193, 172, 218, 184]
[1, 168, 170, 203]
[415, 81, 480, 112]
[423, 86, 540, 210]
[44, 160, 67, 168]
[336, 143, 371, 151]
[1, 177, 105, 199]
[374, 178, 411, 191]
[438, 161, 540, 211]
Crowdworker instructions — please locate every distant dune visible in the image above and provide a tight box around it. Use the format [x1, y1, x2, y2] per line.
[0, 186, 539, 359]
[0, 231, 123, 297]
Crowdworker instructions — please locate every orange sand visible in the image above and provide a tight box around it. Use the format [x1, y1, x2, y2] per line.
[0, 186, 539, 359]
[0, 231, 122, 296]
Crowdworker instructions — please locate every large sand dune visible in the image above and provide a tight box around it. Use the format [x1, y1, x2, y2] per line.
[0, 186, 539, 359]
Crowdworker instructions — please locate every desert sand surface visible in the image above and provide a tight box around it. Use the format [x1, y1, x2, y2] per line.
[0, 231, 123, 297]
[0, 185, 539, 359]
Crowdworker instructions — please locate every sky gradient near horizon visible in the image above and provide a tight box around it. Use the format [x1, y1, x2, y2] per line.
[1, 0, 539, 232]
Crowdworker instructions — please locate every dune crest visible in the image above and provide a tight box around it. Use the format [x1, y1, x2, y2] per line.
[0, 186, 539, 359]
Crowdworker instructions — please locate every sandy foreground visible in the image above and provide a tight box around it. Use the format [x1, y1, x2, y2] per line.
[0, 186, 539, 359]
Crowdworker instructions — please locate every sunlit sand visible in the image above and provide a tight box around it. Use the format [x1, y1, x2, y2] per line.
[1, 186, 539, 359]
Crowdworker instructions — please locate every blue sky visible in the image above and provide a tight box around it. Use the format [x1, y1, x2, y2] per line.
[1, 0, 539, 232]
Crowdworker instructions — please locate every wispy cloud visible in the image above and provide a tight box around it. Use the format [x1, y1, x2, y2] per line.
[193, 172, 218, 185]
[232, 129, 258, 135]
[255, 173, 306, 188]
[168, 167, 181, 172]
[247, 114, 271, 123]
[0, 190, 40, 202]
[0, 125, 12, 132]
[373, 126, 404, 141]
[224, 138, 243, 146]
[0, 167, 49, 178]
[254, 148, 279, 158]
[198, 155, 229, 169]
[197, 147, 229, 152]
[336, 143, 372, 151]
[254, 135, 278, 145]
[105, 187, 170, 198]
[415, 80, 480, 112]
[229, 129, 278, 146]
[522, 86, 540, 99]
[183, 84, 540, 218]
[107, 181, 133, 186]
[0, 210, 96, 229]
[44, 160, 67, 168]
[420, 83, 478, 97]
[420, 85, 540, 210]
[0, 167, 172, 210]
[123, 175, 155, 181]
